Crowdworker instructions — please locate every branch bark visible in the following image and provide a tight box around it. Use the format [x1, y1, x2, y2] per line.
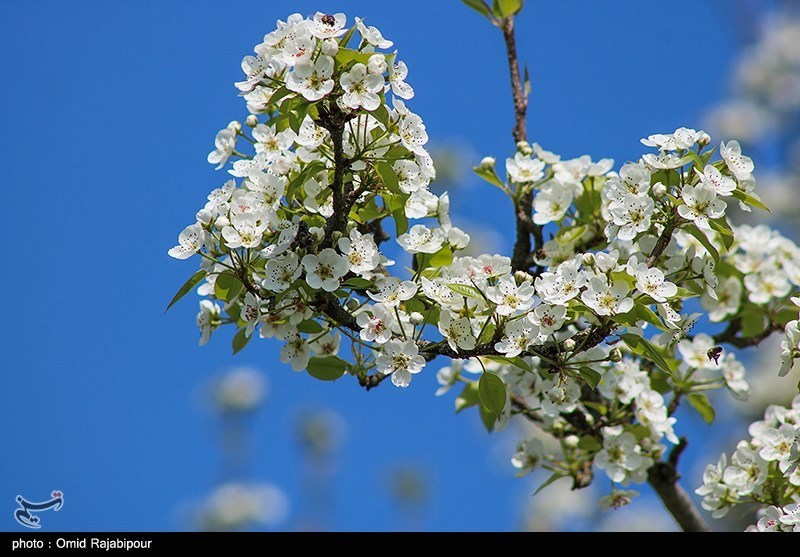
[317, 103, 356, 250]
[501, 16, 542, 273]
[647, 438, 711, 532]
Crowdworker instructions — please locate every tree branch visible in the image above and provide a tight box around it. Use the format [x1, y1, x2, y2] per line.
[317, 103, 356, 250]
[501, 17, 527, 145]
[647, 438, 711, 532]
[646, 218, 676, 268]
[500, 16, 542, 273]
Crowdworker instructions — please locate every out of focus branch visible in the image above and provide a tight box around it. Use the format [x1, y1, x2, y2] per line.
[647, 438, 711, 532]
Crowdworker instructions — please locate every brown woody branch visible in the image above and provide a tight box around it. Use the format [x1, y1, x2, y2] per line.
[317, 102, 356, 250]
[501, 16, 542, 273]
[646, 217, 676, 268]
[647, 438, 711, 532]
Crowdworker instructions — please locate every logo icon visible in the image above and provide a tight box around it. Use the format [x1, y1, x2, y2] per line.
[14, 491, 64, 529]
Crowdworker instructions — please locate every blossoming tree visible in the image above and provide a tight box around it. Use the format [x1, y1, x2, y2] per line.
[167, 2, 800, 532]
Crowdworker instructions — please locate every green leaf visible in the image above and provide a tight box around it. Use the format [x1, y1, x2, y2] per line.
[375, 161, 402, 194]
[709, 218, 735, 250]
[391, 206, 408, 236]
[165, 269, 207, 312]
[627, 424, 653, 441]
[306, 356, 348, 381]
[430, 245, 454, 267]
[731, 189, 771, 213]
[674, 287, 699, 300]
[461, 0, 493, 19]
[343, 277, 373, 289]
[455, 382, 480, 413]
[651, 169, 680, 188]
[683, 223, 720, 263]
[297, 319, 324, 334]
[484, 355, 532, 373]
[267, 86, 291, 107]
[740, 304, 769, 338]
[478, 372, 507, 415]
[578, 435, 602, 452]
[534, 472, 564, 495]
[338, 25, 357, 48]
[583, 401, 608, 416]
[479, 403, 498, 432]
[579, 366, 601, 389]
[621, 334, 673, 376]
[447, 283, 484, 300]
[232, 328, 251, 355]
[493, 0, 523, 18]
[635, 304, 665, 330]
[335, 47, 373, 66]
[688, 393, 715, 424]
[214, 272, 244, 302]
[472, 165, 506, 191]
[555, 224, 587, 246]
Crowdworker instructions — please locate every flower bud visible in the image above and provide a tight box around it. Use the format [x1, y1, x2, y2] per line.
[321, 38, 339, 56]
[514, 270, 533, 284]
[227, 120, 242, 132]
[479, 156, 496, 170]
[697, 131, 711, 147]
[410, 312, 425, 325]
[652, 182, 667, 198]
[564, 435, 580, 449]
[367, 53, 387, 75]
[516, 141, 532, 156]
[581, 253, 595, 266]
[346, 299, 360, 311]
[609, 348, 622, 363]
[245, 115, 259, 128]
[563, 338, 576, 351]
[551, 421, 565, 435]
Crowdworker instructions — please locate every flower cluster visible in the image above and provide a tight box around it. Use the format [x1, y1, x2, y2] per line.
[168, 12, 800, 521]
[697, 395, 800, 525]
[745, 504, 800, 532]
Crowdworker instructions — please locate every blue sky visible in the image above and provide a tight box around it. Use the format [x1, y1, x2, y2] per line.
[0, 0, 747, 531]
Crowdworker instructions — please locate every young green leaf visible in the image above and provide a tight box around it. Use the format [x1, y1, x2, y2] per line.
[214, 272, 244, 302]
[455, 382, 480, 413]
[621, 334, 673, 376]
[297, 319, 324, 334]
[494, 0, 523, 18]
[478, 372, 507, 415]
[534, 472, 565, 495]
[578, 435, 602, 452]
[579, 366, 602, 389]
[165, 269, 207, 313]
[461, 0, 493, 20]
[731, 189, 771, 213]
[447, 282, 484, 300]
[479, 403, 498, 432]
[343, 277, 373, 289]
[232, 328, 251, 355]
[375, 161, 402, 194]
[688, 393, 715, 424]
[306, 356, 348, 381]
[683, 223, 720, 263]
[472, 165, 507, 191]
[484, 355, 532, 373]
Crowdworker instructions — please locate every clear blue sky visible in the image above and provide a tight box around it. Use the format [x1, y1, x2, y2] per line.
[0, 0, 744, 531]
